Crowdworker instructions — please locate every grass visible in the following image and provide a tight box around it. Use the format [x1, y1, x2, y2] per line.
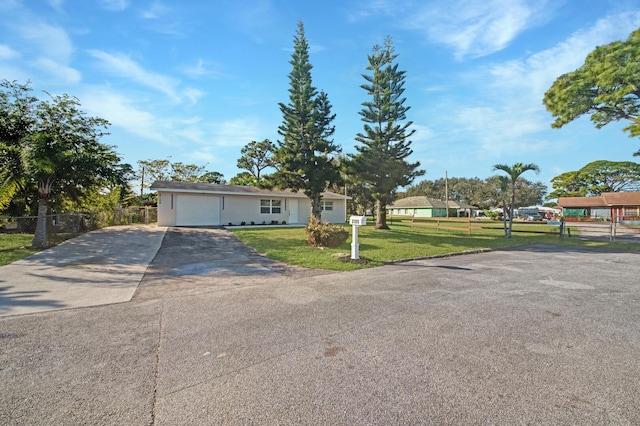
[0, 234, 39, 266]
[0, 231, 82, 267]
[231, 221, 640, 271]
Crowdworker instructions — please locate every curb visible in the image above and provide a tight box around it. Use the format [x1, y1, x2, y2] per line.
[383, 248, 494, 265]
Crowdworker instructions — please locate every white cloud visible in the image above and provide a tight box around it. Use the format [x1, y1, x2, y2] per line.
[14, 22, 83, 83]
[182, 59, 207, 78]
[87, 50, 180, 100]
[100, 0, 129, 12]
[19, 21, 74, 61]
[410, 123, 434, 146]
[428, 11, 640, 163]
[181, 87, 205, 105]
[181, 58, 226, 79]
[347, 0, 404, 22]
[488, 12, 640, 103]
[81, 88, 172, 144]
[209, 118, 263, 147]
[47, 0, 65, 13]
[348, 0, 552, 59]
[32, 57, 81, 83]
[140, 1, 169, 19]
[80, 87, 264, 163]
[0, 44, 18, 59]
[409, 0, 549, 59]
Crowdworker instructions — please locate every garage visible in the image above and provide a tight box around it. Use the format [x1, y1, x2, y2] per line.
[175, 194, 221, 226]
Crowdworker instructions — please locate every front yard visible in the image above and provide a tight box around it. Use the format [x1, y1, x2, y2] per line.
[0, 234, 38, 266]
[231, 220, 640, 271]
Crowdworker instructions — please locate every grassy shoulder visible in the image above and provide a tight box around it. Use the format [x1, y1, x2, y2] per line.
[0, 234, 39, 266]
[0, 232, 83, 266]
[231, 221, 640, 271]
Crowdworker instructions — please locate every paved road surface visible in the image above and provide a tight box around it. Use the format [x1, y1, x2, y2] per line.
[1, 227, 639, 425]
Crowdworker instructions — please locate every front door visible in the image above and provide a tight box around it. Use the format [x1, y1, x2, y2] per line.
[288, 199, 299, 224]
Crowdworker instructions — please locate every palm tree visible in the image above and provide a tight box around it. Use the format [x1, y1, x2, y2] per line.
[493, 162, 540, 238]
[496, 175, 510, 237]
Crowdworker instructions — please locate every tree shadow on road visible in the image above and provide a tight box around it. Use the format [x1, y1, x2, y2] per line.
[0, 285, 66, 316]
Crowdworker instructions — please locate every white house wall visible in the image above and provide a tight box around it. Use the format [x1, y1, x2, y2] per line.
[319, 199, 347, 224]
[220, 195, 347, 225]
[220, 195, 289, 225]
[156, 190, 347, 226]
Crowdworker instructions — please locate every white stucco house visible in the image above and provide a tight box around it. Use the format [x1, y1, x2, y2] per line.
[150, 181, 350, 227]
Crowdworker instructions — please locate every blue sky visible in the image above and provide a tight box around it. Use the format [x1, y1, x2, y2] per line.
[2, 0, 640, 195]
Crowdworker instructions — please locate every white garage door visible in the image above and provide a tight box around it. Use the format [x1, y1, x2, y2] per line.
[176, 194, 221, 226]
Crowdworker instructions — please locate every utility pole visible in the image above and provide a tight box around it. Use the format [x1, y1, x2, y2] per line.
[140, 166, 145, 197]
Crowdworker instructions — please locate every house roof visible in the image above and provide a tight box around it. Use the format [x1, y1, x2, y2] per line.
[558, 196, 607, 208]
[602, 192, 640, 206]
[150, 181, 351, 200]
[558, 192, 640, 208]
[389, 196, 478, 210]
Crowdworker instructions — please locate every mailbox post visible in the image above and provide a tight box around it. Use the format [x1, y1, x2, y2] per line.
[349, 215, 367, 260]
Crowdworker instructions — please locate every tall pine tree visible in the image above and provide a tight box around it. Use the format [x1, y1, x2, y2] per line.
[272, 21, 341, 221]
[349, 36, 424, 229]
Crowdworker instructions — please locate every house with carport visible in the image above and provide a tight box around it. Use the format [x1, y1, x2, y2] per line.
[558, 192, 640, 223]
[151, 181, 349, 227]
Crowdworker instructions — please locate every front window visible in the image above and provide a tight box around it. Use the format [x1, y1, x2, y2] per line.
[260, 199, 282, 214]
[322, 201, 333, 211]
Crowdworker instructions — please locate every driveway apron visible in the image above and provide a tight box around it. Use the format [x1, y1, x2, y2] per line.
[0, 225, 167, 317]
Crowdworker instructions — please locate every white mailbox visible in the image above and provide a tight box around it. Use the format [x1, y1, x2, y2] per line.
[350, 216, 367, 226]
[349, 216, 366, 260]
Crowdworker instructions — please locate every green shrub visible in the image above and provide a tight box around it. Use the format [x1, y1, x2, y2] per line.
[305, 216, 349, 248]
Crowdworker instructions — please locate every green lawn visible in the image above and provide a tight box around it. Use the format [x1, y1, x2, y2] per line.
[0, 234, 39, 266]
[231, 221, 640, 271]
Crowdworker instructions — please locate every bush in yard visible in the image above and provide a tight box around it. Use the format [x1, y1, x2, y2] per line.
[305, 216, 349, 248]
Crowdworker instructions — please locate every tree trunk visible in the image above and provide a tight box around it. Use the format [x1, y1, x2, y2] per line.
[375, 198, 389, 230]
[310, 193, 322, 222]
[507, 195, 515, 238]
[502, 199, 509, 238]
[32, 197, 49, 248]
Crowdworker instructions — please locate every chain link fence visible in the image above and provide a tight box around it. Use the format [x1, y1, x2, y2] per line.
[0, 207, 157, 247]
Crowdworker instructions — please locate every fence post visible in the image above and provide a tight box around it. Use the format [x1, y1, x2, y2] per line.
[610, 219, 615, 242]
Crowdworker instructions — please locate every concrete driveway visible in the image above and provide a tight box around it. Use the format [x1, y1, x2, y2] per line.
[0, 225, 167, 316]
[1, 227, 639, 425]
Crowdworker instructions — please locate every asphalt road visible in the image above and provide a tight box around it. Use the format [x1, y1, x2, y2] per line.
[1, 228, 639, 425]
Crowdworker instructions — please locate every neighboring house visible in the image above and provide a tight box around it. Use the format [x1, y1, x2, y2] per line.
[151, 181, 350, 227]
[558, 192, 640, 222]
[387, 196, 479, 218]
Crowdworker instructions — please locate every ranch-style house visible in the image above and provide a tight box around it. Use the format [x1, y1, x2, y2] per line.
[151, 181, 350, 227]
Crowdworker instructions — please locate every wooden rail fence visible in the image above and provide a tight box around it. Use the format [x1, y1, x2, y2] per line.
[405, 216, 482, 234]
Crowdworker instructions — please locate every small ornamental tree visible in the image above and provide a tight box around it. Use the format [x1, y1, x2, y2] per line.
[304, 215, 348, 248]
